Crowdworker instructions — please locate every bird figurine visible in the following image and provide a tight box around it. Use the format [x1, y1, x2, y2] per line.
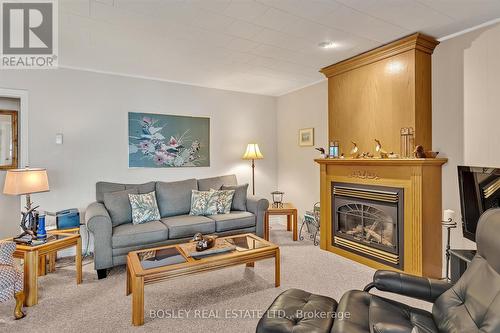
[374, 139, 388, 158]
[350, 142, 359, 158]
[414, 145, 426, 158]
[315, 147, 326, 159]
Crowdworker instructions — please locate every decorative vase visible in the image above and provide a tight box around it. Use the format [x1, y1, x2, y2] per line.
[37, 214, 47, 240]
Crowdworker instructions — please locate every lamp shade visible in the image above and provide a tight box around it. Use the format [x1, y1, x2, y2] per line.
[3, 168, 50, 195]
[242, 143, 264, 160]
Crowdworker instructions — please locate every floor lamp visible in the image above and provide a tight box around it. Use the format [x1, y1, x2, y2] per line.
[242, 143, 264, 196]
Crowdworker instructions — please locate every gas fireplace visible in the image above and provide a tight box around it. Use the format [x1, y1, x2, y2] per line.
[332, 182, 404, 269]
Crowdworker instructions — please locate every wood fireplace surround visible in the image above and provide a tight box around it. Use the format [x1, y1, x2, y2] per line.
[316, 33, 446, 278]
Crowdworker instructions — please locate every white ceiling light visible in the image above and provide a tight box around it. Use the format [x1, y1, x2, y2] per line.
[318, 41, 337, 49]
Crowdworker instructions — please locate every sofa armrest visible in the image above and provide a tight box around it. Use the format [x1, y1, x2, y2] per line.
[364, 270, 452, 303]
[246, 196, 269, 238]
[85, 202, 113, 270]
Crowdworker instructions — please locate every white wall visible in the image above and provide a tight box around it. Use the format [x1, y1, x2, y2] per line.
[0, 69, 278, 238]
[463, 24, 500, 167]
[276, 81, 328, 217]
[432, 27, 489, 251]
[0, 98, 21, 238]
[433, 22, 500, 251]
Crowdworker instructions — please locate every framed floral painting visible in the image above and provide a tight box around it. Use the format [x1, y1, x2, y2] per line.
[128, 112, 210, 168]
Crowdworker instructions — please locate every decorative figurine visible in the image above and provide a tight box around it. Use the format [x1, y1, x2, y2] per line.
[424, 151, 439, 158]
[315, 147, 326, 159]
[388, 152, 399, 159]
[374, 139, 388, 158]
[361, 152, 374, 158]
[414, 145, 426, 158]
[350, 142, 359, 158]
[271, 191, 284, 208]
[192, 233, 217, 252]
[193, 233, 204, 242]
[14, 205, 40, 243]
[196, 236, 216, 252]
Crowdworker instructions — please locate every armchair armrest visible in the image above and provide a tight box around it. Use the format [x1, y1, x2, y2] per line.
[85, 202, 113, 270]
[246, 196, 269, 238]
[364, 270, 452, 303]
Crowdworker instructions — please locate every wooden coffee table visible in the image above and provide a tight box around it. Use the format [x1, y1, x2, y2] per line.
[126, 233, 280, 326]
[8, 232, 82, 306]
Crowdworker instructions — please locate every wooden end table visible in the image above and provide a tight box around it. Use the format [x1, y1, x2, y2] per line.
[265, 203, 298, 241]
[9, 232, 82, 306]
[126, 233, 280, 326]
[44, 227, 81, 274]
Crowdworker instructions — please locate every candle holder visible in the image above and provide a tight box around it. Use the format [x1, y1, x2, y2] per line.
[442, 218, 457, 281]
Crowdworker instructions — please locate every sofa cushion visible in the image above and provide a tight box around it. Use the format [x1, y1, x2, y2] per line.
[209, 211, 255, 232]
[103, 188, 138, 226]
[257, 289, 338, 333]
[161, 215, 215, 239]
[96, 182, 126, 203]
[126, 181, 156, 195]
[198, 174, 237, 191]
[96, 181, 156, 203]
[331, 290, 438, 333]
[112, 220, 168, 248]
[221, 184, 248, 211]
[156, 179, 198, 217]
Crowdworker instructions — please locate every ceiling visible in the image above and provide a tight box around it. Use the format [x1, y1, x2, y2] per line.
[59, 0, 500, 96]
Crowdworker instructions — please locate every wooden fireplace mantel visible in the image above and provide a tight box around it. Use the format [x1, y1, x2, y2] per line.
[316, 157, 447, 278]
[314, 158, 447, 166]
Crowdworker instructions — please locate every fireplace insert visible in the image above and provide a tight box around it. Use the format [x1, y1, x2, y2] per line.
[332, 182, 404, 269]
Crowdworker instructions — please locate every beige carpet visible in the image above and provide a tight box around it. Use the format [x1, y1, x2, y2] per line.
[0, 222, 428, 332]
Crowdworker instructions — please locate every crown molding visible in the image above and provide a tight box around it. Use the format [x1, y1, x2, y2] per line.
[319, 33, 439, 78]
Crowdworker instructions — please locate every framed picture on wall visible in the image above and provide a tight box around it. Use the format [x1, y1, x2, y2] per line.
[0, 110, 18, 170]
[128, 112, 210, 168]
[298, 128, 314, 147]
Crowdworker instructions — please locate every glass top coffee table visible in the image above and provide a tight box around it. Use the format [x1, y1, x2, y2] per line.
[126, 233, 280, 326]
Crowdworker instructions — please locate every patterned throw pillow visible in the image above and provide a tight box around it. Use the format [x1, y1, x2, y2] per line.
[190, 190, 218, 216]
[210, 189, 235, 214]
[128, 191, 161, 224]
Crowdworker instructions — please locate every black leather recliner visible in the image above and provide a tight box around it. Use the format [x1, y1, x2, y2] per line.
[257, 208, 500, 333]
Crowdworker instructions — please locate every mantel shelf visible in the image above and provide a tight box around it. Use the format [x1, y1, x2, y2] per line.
[315, 158, 447, 166]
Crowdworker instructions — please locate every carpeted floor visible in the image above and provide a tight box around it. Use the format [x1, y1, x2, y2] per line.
[0, 222, 428, 332]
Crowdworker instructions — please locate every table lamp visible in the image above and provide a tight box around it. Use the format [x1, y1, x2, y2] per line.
[3, 168, 50, 241]
[242, 143, 263, 195]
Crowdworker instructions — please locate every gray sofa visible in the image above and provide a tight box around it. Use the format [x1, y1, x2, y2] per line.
[85, 175, 269, 279]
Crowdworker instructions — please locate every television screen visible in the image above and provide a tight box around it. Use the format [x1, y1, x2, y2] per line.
[458, 166, 500, 242]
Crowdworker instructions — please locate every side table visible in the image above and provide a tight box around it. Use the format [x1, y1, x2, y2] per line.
[9, 232, 82, 306]
[44, 227, 81, 274]
[265, 203, 298, 241]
